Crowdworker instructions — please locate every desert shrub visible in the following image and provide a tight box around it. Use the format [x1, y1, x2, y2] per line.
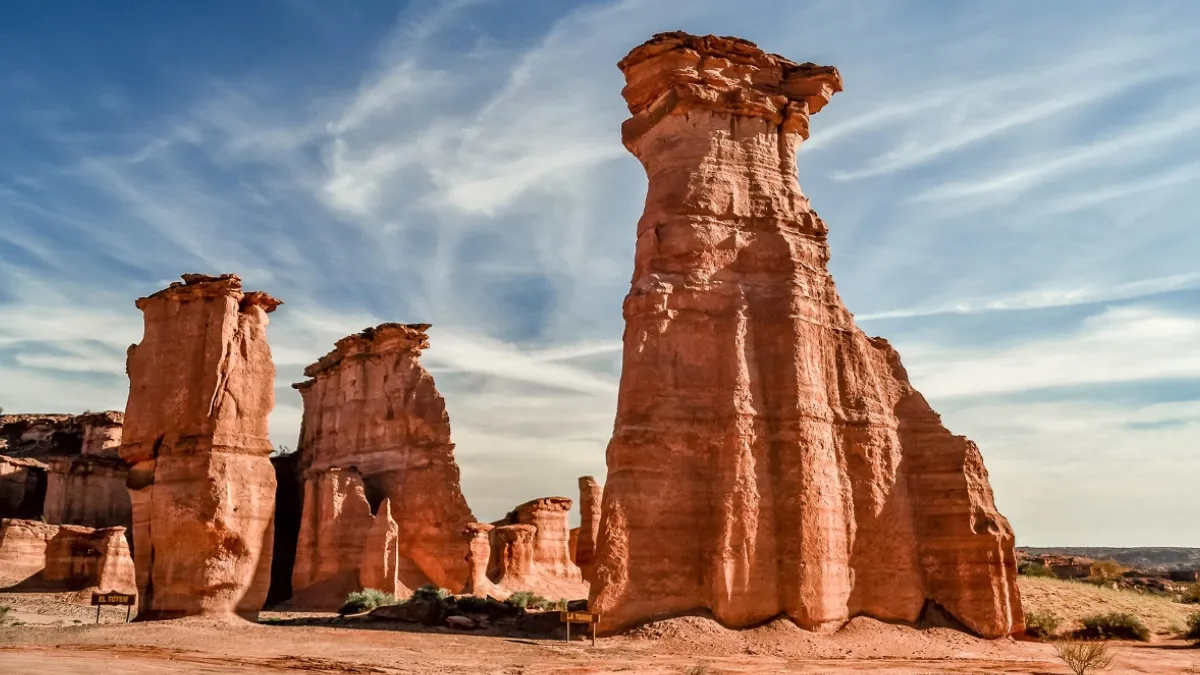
[338, 588, 396, 615]
[1075, 612, 1150, 641]
[505, 591, 560, 610]
[1184, 611, 1200, 643]
[0, 605, 9, 621]
[1088, 560, 1126, 582]
[411, 584, 450, 602]
[683, 664, 713, 675]
[454, 596, 492, 613]
[1181, 583, 1200, 604]
[1018, 561, 1056, 578]
[1024, 607, 1062, 639]
[1053, 639, 1114, 675]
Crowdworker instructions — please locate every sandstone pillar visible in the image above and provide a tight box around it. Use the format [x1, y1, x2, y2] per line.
[590, 32, 1022, 637]
[119, 274, 281, 620]
[575, 476, 603, 584]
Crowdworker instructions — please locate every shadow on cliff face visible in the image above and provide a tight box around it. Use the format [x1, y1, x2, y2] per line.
[266, 452, 301, 605]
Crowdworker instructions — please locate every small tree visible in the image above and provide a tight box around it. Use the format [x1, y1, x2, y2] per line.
[1054, 639, 1114, 675]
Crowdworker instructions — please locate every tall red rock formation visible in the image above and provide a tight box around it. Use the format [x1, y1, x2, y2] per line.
[119, 274, 281, 621]
[488, 497, 588, 600]
[462, 522, 506, 599]
[291, 323, 474, 606]
[575, 476, 603, 584]
[590, 33, 1022, 638]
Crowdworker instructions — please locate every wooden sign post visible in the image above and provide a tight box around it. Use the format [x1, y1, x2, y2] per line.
[91, 591, 136, 624]
[559, 610, 600, 646]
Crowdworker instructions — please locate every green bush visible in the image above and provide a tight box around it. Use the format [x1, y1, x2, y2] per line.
[1024, 608, 1062, 639]
[1181, 583, 1200, 604]
[338, 588, 396, 615]
[504, 591, 563, 610]
[1018, 561, 1056, 578]
[1184, 611, 1200, 643]
[1075, 612, 1150, 641]
[411, 584, 450, 601]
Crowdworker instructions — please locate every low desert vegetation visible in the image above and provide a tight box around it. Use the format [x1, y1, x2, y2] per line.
[338, 588, 397, 615]
[1018, 560, 1056, 578]
[1053, 639, 1114, 675]
[412, 584, 451, 601]
[1181, 583, 1200, 604]
[1075, 612, 1150, 641]
[1018, 576, 1193, 636]
[0, 604, 10, 622]
[504, 591, 565, 611]
[1023, 607, 1062, 639]
[1184, 611, 1200, 644]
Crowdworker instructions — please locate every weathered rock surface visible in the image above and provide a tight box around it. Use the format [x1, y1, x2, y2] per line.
[292, 468, 426, 608]
[119, 273, 281, 621]
[291, 323, 474, 606]
[590, 32, 1022, 638]
[462, 522, 506, 599]
[575, 476, 603, 584]
[488, 497, 588, 600]
[0, 412, 130, 529]
[0, 518, 135, 593]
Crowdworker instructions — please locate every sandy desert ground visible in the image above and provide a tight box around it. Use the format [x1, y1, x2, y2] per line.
[2, 581, 1199, 674]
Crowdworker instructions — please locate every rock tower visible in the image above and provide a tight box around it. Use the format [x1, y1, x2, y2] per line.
[291, 323, 475, 607]
[119, 274, 281, 620]
[590, 33, 1023, 638]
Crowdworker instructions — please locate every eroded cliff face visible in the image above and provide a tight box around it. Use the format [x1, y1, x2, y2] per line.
[590, 32, 1022, 638]
[290, 324, 474, 607]
[119, 274, 281, 621]
[0, 412, 129, 529]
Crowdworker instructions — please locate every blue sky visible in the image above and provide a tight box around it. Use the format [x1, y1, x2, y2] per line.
[2, 0, 1198, 545]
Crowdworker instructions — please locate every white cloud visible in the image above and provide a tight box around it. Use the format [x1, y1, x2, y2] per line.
[900, 306, 1200, 399]
[858, 272, 1200, 321]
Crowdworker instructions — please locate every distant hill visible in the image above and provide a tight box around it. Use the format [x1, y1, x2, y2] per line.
[1019, 547, 1200, 571]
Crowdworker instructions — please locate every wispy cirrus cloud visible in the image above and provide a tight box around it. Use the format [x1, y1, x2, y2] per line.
[1, 0, 1198, 537]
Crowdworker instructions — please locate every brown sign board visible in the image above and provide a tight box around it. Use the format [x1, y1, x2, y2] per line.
[560, 611, 598, 624]
[92, 592, 136, 606]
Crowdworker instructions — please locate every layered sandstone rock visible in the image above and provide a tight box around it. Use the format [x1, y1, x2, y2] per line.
[0, 412, 130, 528]
[575, 476, 603, 584]
[291, 323, 474, 606]
[0, 518, 135, 593]
[119, 274, 281, 620]
[488, 497, 588, 600]
[590, 33, 1022, 638]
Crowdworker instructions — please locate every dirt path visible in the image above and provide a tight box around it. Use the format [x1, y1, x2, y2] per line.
[1, 620, 1198, 674]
